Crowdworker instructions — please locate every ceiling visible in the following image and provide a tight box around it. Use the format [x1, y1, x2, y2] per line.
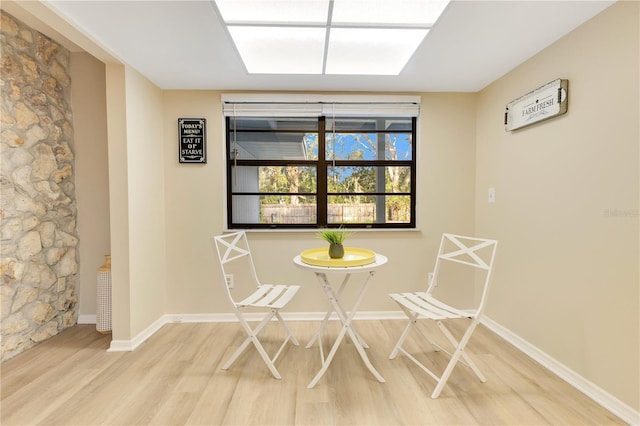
[6, 0, 615, 92]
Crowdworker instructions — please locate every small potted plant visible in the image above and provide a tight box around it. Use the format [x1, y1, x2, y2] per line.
[316, 226, 353, 259]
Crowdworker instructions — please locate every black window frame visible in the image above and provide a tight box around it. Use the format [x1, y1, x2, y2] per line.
[225, 115, 417, 230]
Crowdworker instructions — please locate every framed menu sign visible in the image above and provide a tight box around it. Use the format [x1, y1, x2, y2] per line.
[178, 118, 206, 163]
[505, 79, 568, 131]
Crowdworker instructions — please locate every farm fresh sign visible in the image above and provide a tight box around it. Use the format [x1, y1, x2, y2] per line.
[505, 79, 568, 131]
[178, 118, 206, 163]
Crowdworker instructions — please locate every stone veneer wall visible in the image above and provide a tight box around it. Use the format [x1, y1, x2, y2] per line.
[1, 11, 79, 361]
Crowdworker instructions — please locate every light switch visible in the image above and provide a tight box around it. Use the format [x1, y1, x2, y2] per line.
[488, 187, 495, 203]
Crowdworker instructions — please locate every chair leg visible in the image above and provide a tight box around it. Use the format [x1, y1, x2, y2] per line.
[390, 307, 441, 359]
[431, 320, 485, 399]
[252, 334, 283, 380]
[274, 310, 299, 346]
[436, 320, 486, 382]
[389, 318, 414, 359]
[223, 311, 283, 379]
[268, 310, 299, 368]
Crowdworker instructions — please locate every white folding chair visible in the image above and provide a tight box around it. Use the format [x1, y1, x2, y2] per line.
[212, 231, 300, 379]
[389, 233, 498, 398]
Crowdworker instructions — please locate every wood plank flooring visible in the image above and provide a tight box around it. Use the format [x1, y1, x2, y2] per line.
[1, 320, 624, 425]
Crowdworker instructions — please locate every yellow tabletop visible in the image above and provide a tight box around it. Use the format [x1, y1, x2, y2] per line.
[300, 247, 376, 267]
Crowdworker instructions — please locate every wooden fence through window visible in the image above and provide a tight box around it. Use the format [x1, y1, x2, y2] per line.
[261, 203, 385, 224]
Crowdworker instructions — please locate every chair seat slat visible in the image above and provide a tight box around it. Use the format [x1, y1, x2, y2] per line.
[390, 293, 434, 318]
[250, 284, 298, 307]
[238, 285, 274, 306]
[270, 285, 300, 309]
[392, 292, 456, 320]
[248, 284, 285, 306]
[420, 294, 470, 318]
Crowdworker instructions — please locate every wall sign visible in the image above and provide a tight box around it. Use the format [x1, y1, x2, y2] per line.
[505, 79, 568, 131]
[178, 118, 206, 163]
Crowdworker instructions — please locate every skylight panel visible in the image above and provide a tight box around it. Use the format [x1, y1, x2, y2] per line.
[228, 26, 326, 74]
[331, 0, 450, 26]
[212, 0, 450, 76]
[325, 28, 429, 75]
[214, 0, 330, 24]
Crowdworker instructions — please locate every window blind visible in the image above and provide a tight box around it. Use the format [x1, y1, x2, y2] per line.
[221, 95, 420, 117]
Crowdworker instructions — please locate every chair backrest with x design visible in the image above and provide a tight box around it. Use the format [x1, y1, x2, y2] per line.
[213, 231, 261, 304]
[428, 233, 498, 315]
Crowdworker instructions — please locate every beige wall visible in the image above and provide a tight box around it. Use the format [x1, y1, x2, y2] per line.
[71, 51, 169, 342]
[71, 52, 110, 318]
[123, 66, 167, 335]
[104, 63, 131, 340]
[161, 91, 477, 314]
[104, 63, 168, 340]
[475, 1, 639, 411]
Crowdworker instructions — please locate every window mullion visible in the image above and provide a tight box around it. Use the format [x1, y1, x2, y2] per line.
[317, 117, 327, 226]
[375, 118, 386, 224]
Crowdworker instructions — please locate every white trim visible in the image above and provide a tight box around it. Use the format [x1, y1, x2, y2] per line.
[77, 314, 96, 324]
[481, 316, 639, 425]
[107, 339, 136, 352]
[166, 311, 405, 323]
[107, 315, 167, 353]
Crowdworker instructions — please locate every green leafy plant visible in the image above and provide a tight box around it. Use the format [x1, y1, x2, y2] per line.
[316, 227, 353, 245]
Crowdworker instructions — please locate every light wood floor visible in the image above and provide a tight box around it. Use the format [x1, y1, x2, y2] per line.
[1, 320, 624, 425]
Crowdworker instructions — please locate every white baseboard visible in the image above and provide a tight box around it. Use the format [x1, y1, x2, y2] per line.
[105, 311, 402, 350]
[166, 311, 406, 323]
[98, 310, 638, 424]
[481, 316, 639, 426]
[77, 314, 96, 324]
[107, 315, 166, 353]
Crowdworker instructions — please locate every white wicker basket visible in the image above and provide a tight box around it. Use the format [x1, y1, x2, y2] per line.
[96, 255, 112, 334]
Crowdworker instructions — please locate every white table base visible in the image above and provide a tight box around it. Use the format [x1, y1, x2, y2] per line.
[306, 269, 385, 388]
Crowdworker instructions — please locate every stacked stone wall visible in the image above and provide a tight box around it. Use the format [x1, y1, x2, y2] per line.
[1, 11, 79, 361]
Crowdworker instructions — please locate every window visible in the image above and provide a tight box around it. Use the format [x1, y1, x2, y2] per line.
[223, 98, 418, 229]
